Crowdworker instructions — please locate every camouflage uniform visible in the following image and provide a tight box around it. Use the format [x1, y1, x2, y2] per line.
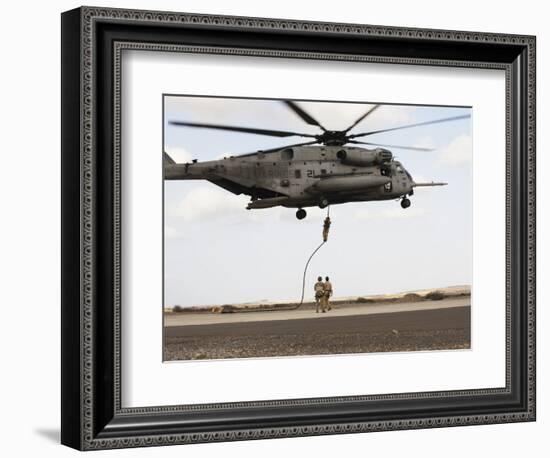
[322, 216, 331, 242]
[323, 280, 333, 311]
[314, 280, 326, 313]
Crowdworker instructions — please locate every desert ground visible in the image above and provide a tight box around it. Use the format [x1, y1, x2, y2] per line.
[163, 286, 471, 361]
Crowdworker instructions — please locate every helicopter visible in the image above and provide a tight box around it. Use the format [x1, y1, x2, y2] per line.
[164, 101, 469, 220]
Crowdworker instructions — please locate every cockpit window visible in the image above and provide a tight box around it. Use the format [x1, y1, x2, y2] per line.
[396, 165, 403, 173]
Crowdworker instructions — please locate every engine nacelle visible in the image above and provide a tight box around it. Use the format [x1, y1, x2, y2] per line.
[336, 148, 392, 167]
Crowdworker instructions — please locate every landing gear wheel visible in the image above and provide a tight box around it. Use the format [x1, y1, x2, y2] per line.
[401, 198, 411, 209]
[319, 198, 329, 209]
[296, 208, 307, 220]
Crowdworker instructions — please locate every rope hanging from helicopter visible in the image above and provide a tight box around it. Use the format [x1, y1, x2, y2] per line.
[166, 100, 466, 312]
[289, 206, 331, 310]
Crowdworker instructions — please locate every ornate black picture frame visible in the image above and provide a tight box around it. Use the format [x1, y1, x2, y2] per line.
[61, 6, 536, 450]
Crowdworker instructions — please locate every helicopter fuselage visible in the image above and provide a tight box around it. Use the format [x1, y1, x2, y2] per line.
[164, 145, 416, 211]
[165, 99, 455, 219]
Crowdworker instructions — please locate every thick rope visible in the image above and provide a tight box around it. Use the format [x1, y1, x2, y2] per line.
[290, 206, 331, 310]
[296, 241, 326, 308]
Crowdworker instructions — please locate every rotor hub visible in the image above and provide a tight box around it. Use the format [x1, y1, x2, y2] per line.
[316, 130, 349, 146]
[169, 101, 469, 154]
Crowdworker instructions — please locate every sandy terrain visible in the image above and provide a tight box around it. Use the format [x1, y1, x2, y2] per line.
[165, 285, 470, 314]
[165, 296, 469, 327]
[163, 296, 471, 361]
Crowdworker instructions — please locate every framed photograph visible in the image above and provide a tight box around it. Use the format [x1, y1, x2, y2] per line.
[162, 95, 474, 362]
[61, 6, 536, 450]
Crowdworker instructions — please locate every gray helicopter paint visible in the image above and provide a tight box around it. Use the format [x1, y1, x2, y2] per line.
[164, 145, 426, 210]
[165, 101, 461, 217]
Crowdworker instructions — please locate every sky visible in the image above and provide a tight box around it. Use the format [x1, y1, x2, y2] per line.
[163, 95, 472, 308]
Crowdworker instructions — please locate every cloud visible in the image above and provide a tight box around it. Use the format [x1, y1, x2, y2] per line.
[166, 184, 325, 224]
[381, 207, 427, 219]
[165, 226, 184, 239]
[355, 207, 427, 221]
[438, 134, 472, 166]
[410, 174, 428, 184]
[296, 101, 414, 132]
[165, 96, 415, 138]
[165, 96, 294, 127]
[413, 136, 436, 150]
[165, 145, 193, 163]
[168, 186, 249, 223]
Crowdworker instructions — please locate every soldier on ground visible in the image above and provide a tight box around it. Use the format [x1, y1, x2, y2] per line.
[314, 276, 326, 313]
[324, 276, 333, 311]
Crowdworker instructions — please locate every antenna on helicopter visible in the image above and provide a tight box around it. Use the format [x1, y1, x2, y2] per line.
[166, 100, 468, 219]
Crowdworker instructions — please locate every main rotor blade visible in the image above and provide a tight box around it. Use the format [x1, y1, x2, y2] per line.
[349, 114, 471, 138]
[169, 121, 316, 138]
[283, 101, 327, 131]
[235, 140, 320, 158]
[348, 140, 434, 152]
[344, 104, 380, 132]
